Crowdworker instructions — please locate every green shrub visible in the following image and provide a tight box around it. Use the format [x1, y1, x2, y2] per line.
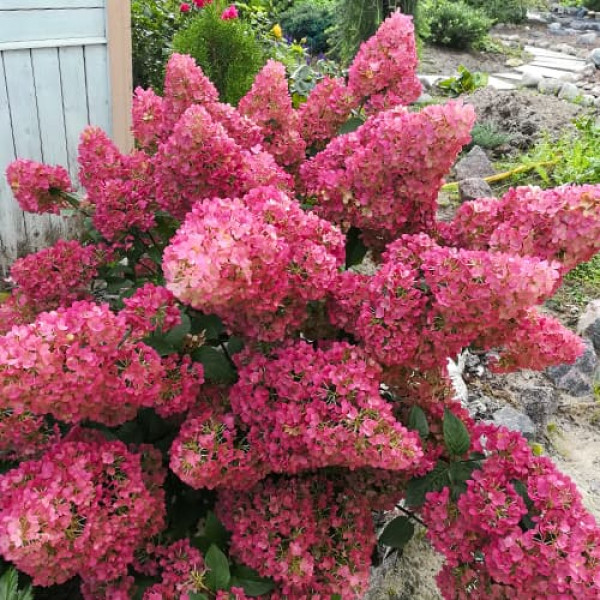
[173, 2, 266, 105]
[468, 121, 513, 150]
[422, 0, 492, 49]
[461, 0, 528, 24]
[279, 1, 336, 55]
[131, 0, 183, 91]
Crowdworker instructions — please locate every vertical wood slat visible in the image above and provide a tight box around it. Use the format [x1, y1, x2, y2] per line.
[3, 49, 53, 255]
[0, 54, 24, 267]
[0, 0, 125, 276]
[106, 0, 133, 152]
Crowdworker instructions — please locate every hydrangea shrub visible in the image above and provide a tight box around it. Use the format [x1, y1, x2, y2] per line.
[1, 12, 600, 599]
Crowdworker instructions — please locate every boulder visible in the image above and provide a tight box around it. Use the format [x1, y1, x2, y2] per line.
[492, 406, 537, 440]
[538, 78, 563, 95]
[454, 146, 495, 181]
[458, 178, 493, 202]
[558, 82, 580, 101]
[578, 32, 598, 45]
[520, 72, 543, 88]
[546, 338, 599, 397]
[577, 300, 600, 354]
[587, 47, 600, 67]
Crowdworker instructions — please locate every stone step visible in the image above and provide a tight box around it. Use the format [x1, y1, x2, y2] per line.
[487, 75, 516, 90]
[491, 71, 524, 81]
[531, 59, 588, 72]
[515, 64, 577, 79]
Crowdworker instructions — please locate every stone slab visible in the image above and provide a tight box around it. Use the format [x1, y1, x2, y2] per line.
[487, 75, 516, 90]
[516, 64, 579, 79]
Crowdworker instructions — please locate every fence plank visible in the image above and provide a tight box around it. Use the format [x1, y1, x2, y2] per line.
[84, 45, 112, 134]
[59, 46, 90, 185]
[0, 54, 25, 273]
[2, 1, 105, 9]
[0, 9, 105, 44]
[3, 50, 54, 255]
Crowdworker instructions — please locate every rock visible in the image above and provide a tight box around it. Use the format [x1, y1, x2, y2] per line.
[505, 57, 524, 67]
[581, 94, 596, 106]
[548, 22, 562, 32]
[492, 406, 537, 440]
[520, 72, 543, 88]
[458, 178, 493, 202]
[554, 42, 577, 55]
[418, 76, 432, 91]
[538, 78, 563, 95]
[577, 300, 600, 354]
[521, 386, 559, 432]
[366, 535, 443, 600]
[415, 93, 433, 104]
[587, 47, 600, 67]
[455, 146, 495, 181]
[558, 82, 580, 101]
[578, 32, 598, 45]
[546, 338, 599, 397]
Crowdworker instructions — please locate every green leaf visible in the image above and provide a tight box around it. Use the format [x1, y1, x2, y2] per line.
[338, 117, 364, 135]
[345, 227, 368, 268]
[231, 566, 276, 597]
[190, 313, 225, 341]
[192, 346, 237, 384]
[205, 544, 231, 591]
[204, 511, 230, 550]
[379, 516, 415, 550]
[448, 460, 481, 500]
[405, 460, 450, 508]
[164, 313, 191, 349]
[143, 335, 177, 356]
[188, 594, 209, 600]
[226, 336, 244, 356]
[408, 406, 429, 440]
[0, 568, 33, 600]
[443, 409, 470, 456]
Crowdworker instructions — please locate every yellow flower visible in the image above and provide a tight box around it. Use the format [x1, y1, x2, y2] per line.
[271, 23, 283, 39]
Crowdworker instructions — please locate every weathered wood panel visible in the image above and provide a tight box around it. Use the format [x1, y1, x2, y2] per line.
[0, 0, 132, 278]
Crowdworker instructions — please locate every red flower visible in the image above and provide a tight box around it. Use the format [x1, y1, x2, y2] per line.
[220, 5, 238, 19]
[180, 2, 191, 12]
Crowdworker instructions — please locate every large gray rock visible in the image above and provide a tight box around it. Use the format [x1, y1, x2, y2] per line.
[492, 406, 537, 440]
[578, 32, 598, 45]
[455, 146, 495, 181]
[538, 78, 563, 95]
[558, 82, 580, 101]
[520, 72, 543, 88]
[546, 338, 599, 397]
[577, 300, 600, 353]
[587, 47, 600, 67]
[521, 386, 559, 432]
[458, 178, 493, 202]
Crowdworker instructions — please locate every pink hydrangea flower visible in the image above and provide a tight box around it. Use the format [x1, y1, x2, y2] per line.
[220, 5, 238, 20]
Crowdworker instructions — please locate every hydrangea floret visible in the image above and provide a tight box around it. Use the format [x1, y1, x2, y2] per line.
[0, 11, 599, 599]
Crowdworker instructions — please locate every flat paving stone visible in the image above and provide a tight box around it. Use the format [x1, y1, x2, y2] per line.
[487, 75, 516, 90]
[516, 64, 578, 79]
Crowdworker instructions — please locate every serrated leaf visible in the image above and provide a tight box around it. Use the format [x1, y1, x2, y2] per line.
[338, 117, 364, 135]
[0, 568, 33, 600]
[190, 313, 225, 341]
[226, 336, 244, 356]
[405, 461, 450, 508]
[345, 227, 367, 268]
[204, 511, 230, 550]
[164, 313, 191, 349]
[205, 544, 231, 591]
[408, 405, 429, 440]
[231, 566, 275, 597]
[379, 516, 415, 549]
[192, 346, 237, 384]
[443, 409, 470, 456]
[143, 335, 177, 356]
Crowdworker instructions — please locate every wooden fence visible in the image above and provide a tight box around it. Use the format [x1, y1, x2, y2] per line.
[0, 0, 132, 277]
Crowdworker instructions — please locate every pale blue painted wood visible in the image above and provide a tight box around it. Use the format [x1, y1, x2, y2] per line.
[0, 54, 26, 269]
[3, 50, 54, 255]
[3, 1, 105, 9]
[0, 9, 105, 44]
[31, 48, 69, 167]
[59, 46, 90, 185]
[84, 44, 112, 135]
[0, 1, 115, 275]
